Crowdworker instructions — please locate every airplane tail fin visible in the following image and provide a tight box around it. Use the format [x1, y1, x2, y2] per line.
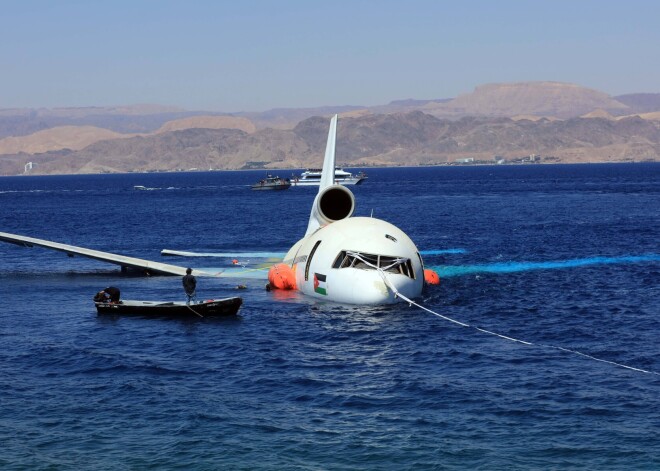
[305, 115, 355, 236]
[318, 114, 338, 190]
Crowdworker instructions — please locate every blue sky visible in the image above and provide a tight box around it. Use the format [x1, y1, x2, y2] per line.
[1, 0, 659, 111]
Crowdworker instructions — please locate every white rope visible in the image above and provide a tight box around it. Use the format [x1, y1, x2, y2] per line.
[347, 252, 658, 376]
[186, 303, 204, 318]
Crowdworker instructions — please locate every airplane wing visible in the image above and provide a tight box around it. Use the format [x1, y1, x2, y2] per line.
[160, 248, 467, 258]
[161, 249, 287, 258]
[0, 230, 271, 279]
[0, 230, 193, 276]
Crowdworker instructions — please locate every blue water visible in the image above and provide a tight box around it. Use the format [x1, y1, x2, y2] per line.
[1, 163, 659, 469]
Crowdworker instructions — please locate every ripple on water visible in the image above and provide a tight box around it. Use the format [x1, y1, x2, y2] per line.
[1, 165, 659, 469]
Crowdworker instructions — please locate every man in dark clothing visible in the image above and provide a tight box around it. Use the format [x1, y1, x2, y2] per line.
[96, 286, 120, 303]
[182, 268, 196, 304]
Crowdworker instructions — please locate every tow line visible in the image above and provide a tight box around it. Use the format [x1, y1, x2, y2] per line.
[364, 262, 657, 376]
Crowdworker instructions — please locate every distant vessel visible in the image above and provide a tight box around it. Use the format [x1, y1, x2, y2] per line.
[251, 175, 291, 191]
[291, 167, 367, 186]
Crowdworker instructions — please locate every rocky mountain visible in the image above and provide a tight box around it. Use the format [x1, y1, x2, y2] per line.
[0, 106, 227, 139]
[6, 81, 653, 141]
[153, 116, 256, 134]
[0, 116, 257, 156]
[421, 82, 630, 119]
[236, 105, 366, 130]
[2, 81, 660, 175]
[3, 111, 658, 175]
[614, 93, 660, 114]
[0, 126, 129, 155]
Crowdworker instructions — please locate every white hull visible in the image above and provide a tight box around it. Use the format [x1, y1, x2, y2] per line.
[291, 177, 364, 186]
[291, 168, 367, 186]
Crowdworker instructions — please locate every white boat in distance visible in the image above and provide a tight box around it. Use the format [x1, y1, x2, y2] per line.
[291, 167, 367, 186]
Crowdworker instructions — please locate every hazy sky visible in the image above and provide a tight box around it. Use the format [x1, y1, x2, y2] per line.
[2, 0, 659, 111]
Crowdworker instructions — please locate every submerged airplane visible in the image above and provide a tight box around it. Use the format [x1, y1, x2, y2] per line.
[0, 115, 437, 305]
[266, 115, 433, 303]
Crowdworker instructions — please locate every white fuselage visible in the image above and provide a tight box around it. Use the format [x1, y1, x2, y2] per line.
[284, 217, 424, 304]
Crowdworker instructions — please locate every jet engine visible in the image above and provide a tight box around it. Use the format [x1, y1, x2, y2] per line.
[309, 185, 355, 231]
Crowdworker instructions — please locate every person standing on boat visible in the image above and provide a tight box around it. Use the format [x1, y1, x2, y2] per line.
[182, 268, 196, 304]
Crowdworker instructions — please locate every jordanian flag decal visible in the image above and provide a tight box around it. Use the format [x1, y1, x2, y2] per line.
[314, 273, 327, 295]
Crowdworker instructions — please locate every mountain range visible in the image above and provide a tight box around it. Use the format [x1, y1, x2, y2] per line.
[1, 81, 659, 175]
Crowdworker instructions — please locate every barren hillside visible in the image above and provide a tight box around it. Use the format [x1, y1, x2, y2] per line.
[423, 82, 629, 119]
[3, 112, 658, 175]
[0, 126, 129, 155]
[154, 115, 257, 134]
[2, 81, 660, 175]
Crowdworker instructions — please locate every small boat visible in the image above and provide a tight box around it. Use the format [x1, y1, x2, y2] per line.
[291, 167, 367, 186]
[251, 175, 292, 191]
[95, 297, 243, 318]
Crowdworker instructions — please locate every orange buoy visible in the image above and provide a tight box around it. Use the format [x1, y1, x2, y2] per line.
[268, 263, 297, 290]
[424, 269, 440, 285]
[232, 259, 239, 265]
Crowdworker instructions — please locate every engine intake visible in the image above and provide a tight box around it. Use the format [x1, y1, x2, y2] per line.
[309, 185, 355, 232]
[319, 185, 355, 221]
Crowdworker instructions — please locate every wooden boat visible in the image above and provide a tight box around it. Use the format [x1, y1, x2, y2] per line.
[251, 175, 291, 191]
[95, 297, 242, 318]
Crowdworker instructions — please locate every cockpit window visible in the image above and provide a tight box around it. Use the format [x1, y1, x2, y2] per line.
[332, 251, 415, 279]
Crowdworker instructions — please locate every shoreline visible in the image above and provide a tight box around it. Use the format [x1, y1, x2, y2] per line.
[4, 160, 659, 178]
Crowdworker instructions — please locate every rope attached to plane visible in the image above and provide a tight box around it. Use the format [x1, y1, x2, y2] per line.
[346, 251, 657, 375]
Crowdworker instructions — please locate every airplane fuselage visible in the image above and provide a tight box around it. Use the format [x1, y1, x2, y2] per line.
[284, 217, 425, 304]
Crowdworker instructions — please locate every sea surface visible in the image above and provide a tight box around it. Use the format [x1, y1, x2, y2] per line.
[0, 163, 659, 470]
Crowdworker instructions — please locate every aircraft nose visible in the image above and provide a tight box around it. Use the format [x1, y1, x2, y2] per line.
[334, 271, 422, 305]
[379, 274, 423, 303]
